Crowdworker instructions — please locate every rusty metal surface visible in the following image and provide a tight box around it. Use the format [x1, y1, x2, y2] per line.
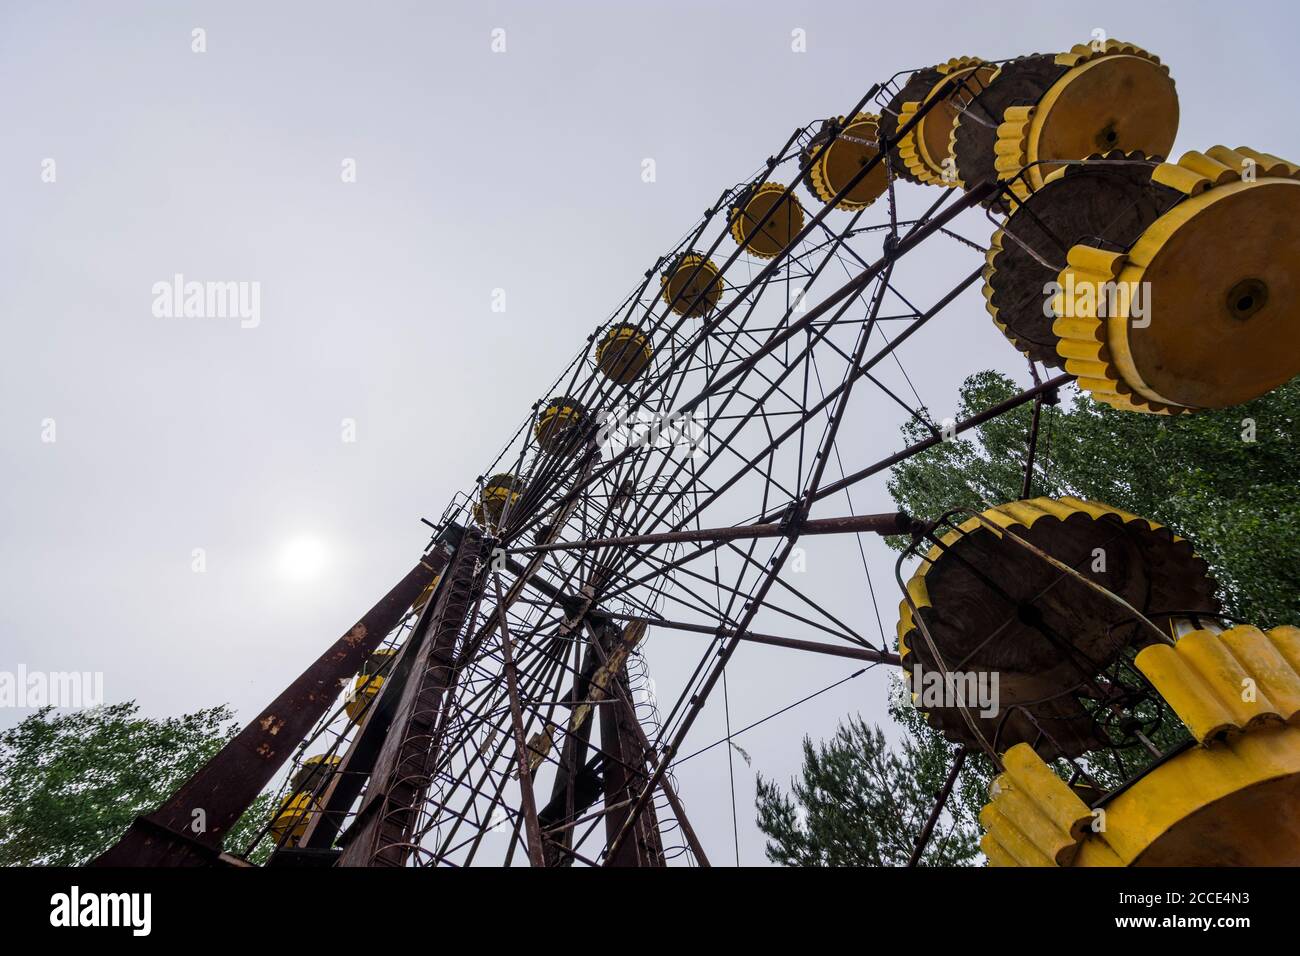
[512, 511, 914, 556]
[494, 574, 548, 867]
[336, 531, 484, 866]
[292, 556, 454, 852]
[539, 620, 603, 866]
[594, 622, 666, 868]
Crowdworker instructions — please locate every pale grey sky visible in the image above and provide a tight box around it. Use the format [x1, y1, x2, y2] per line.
[3, 0, 1297, 865]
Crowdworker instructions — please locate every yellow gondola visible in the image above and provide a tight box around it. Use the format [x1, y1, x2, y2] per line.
[982, 622, 1300, 866]
[983, 146, 1300, 413]
[271, 754, 341, 845]
[897, 496, 1300, 865]
[471, 473, 527, 531]
[659, 253, 721, 317]
[801, 113, 889, 209]
[948, 53, 1066, 194]
[882, 56, 996, 186]
[534, 396, 588, 454]
[345, 648, 397, 722]
[594, 324, 654, 383]
[897, 496, 1217, 758]
[991, 41, 1178, 202]
[728, 182, 804, 259]
[1052, 147, 1300, 413]
[270, 792, 316, 845]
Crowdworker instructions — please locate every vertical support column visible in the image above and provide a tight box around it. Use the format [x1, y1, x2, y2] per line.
[540, 621, 600, 867]
[599, 654, 665, 867]
[495, 574, 547, 868]
[293, 559, 450, 852]
[337, 530, 484, 866]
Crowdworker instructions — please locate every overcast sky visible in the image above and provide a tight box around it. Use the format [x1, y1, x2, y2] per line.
[3, 0, 1298, 865]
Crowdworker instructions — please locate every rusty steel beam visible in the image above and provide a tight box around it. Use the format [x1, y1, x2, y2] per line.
[509, 511, 914, 556]
[908, 746, 967, 867]
[540, 625, 603, 867]
[583, 618, 705, 866]
[336, 532, 483, 866]
[93, 552, 444, 866]
[292, 568, 453, 852]
[600, 656, 665, 867]
[494, 574, 548, 867]
[599, 612, 900, 666]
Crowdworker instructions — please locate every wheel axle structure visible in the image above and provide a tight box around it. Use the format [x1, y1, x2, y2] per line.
[96, 36, 1300, 868]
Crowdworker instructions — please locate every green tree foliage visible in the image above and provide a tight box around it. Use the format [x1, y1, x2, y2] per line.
[755, 679, 984, 866]
[0, 702, 272, 866]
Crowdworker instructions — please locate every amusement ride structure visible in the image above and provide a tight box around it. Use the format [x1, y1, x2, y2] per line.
[96, 37, 1300, 868]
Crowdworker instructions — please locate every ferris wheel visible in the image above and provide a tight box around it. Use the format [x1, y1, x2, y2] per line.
[97, 37, 1300, 868]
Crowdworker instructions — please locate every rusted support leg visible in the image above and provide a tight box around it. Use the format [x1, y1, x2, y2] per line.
[295, 568, 449, 852]
[594, 628, 711, 866]
[585, 616, 696, 868]
[510, 511, 913, 556]
[336, 533, 481, 866]
[495, 573, 548, 867]
[908, 746, 966, 867]
[540, 622, 601, 867]
[599, 657, 666, 867]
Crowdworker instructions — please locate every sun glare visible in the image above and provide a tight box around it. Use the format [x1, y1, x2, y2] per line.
[278, 536, 328, 580]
